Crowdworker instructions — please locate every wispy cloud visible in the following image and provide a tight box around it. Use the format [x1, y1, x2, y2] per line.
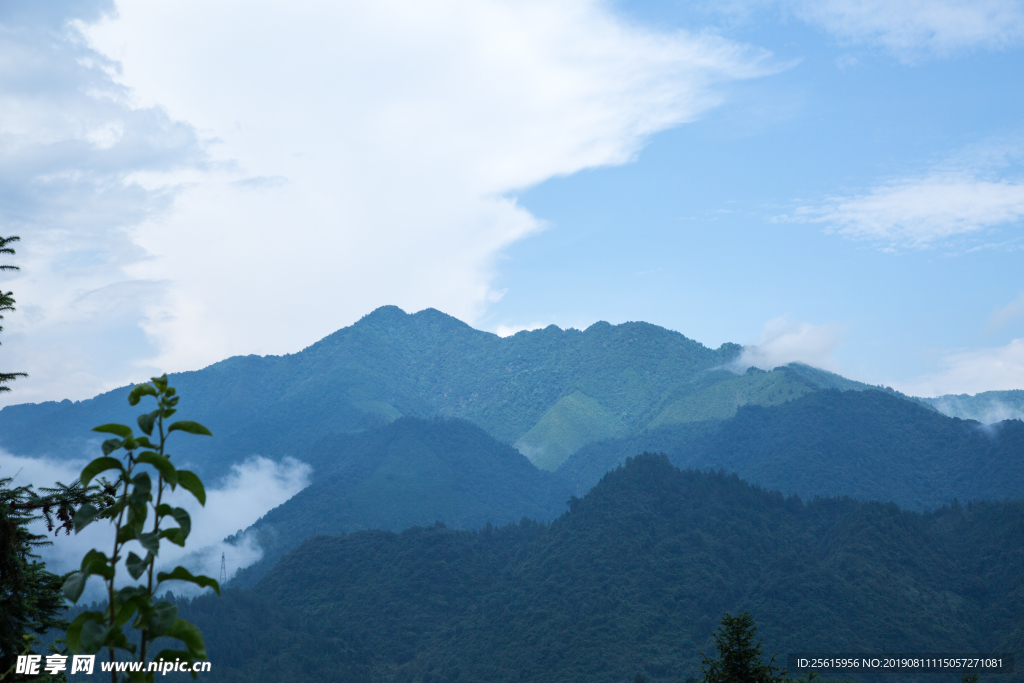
[734, 316, 846, 372]
[787, 137, 1024, 250]
[790, 0, 1024, 58]
[987, 292, 1024, 332]
[709, 0, 1024, 58]
[794, 174, 1024, 249]
[896, 338, 1024, 396]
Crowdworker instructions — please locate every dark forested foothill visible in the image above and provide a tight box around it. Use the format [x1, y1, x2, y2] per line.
[230, 416, 573, 587]
[559, 389, 1024, 510]
[178, 455, 1024, 683]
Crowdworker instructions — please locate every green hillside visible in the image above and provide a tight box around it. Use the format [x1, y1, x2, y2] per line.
[230, 416, 573, 587]
[178, 455, 1024, 683]
[558, 389, 1024, 510]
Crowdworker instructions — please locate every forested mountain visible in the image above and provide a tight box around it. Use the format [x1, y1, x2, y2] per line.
[231, 416, 573, 587]
[559, 389, 1024, 510]
[0, 306, 879, 479]
[175, 455, 1024, 683]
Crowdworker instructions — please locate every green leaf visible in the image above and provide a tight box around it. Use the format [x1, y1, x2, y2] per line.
[131, 470, 153, 496]
[128, 383, 158, 406]
[160, 528, 186, 546]
[93, 423, 134, 439]
[117, 524, 137, 544]
[62, 571, 87, 602]
[164, 619, 207, 658]
[65, 612, 104, 653]
[148, 601, 179, 637]
[151, 373, 168, 390]
[157, 566, 220, 596]
[114, 594, 143, 627]
[101, 438, 123, 456]
[127, 495, 149, 534]
[138, 531, 161, 556]
[79, 618, 107, 653]
[137, 410, 157, 435]
[80, 456, 124, 486]
[136, 452, 177, 486]
[73, 502, 100, 532]
[126, 551, 149, 580]
[168, 506, 191, 537]
[167, 420, 212, 437]
[176, 470, 206, 505]
[80, 549, 115, 580]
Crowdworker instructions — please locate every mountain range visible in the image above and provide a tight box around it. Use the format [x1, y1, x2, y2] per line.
[0, 305, 878, 479]
[12, 305, 1024, 683]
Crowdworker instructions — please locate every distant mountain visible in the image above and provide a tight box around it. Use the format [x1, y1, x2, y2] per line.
[923, 389, 1024, 423]
[230, 416, 573, 587]
[559, 389, 1024, 510]
[1, 305, 852, 479]
[181, 455, 1024, 683]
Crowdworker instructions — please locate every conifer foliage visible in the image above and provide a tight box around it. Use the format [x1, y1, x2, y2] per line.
[700, 612, 786, 683]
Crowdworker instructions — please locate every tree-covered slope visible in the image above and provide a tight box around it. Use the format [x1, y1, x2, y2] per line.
[923, 389, 1024, 423]
[181, 455, 1024, 683]
[0, 306, 744, 478]
[559, 389, 1024, 510]
[230, 416, 573, 587]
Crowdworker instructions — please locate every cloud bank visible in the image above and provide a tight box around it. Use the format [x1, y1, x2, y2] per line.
[0, 0, 779, 406]
[0, 450, 310, 599]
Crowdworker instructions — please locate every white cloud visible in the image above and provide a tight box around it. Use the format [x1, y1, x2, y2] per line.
[495, 322, 548, 337]
[715, 0, 1024, 57]
[0, 450, 310, 600]
[790, 0, 1024, 57]
[895, 338, 1024, 396]
[0, 0, 780, 406]
[789, 139, 1024, 249]
[794, 175, 1024, 248]
[734, 316, 846, 372]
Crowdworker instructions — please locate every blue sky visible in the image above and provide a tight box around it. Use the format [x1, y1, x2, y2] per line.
[1, 0, 1023, 404]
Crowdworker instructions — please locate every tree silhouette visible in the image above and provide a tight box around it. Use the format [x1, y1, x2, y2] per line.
[0, 235, 26, 392]
[700, 612, 786, 683]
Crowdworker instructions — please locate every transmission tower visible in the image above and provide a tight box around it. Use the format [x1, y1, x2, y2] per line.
[219, 552, 227, 586]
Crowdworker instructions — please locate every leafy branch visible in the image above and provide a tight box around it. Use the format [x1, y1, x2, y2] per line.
[63, 375, 219, 682]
